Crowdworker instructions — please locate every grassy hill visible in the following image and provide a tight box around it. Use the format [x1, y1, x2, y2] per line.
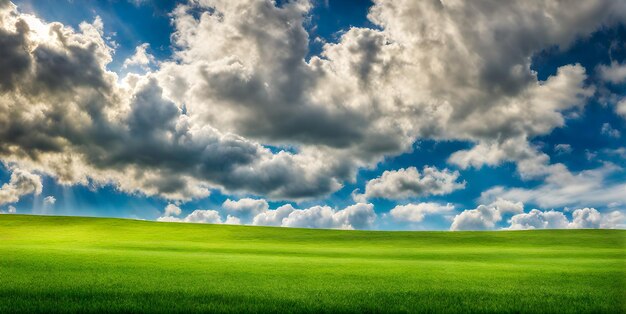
[0, 215, 624, 313]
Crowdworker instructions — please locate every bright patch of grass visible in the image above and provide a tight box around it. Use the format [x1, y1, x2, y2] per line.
[0, 215, 624, 313]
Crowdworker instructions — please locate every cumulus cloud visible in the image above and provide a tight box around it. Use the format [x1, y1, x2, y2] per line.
[156, 199, 376, 230]
[0, 0, 625, 209]
[450, 205, 501, 231]
[507, 208, 625, 230]
[222, 198, 269, 222]
[122, 43, 155, 70]
[600, 210, 626, 229]
[0, 168, 43, 205]
[157, 209, 223, 224]
[252, 204, 296, 227]
[163, 203, 182, 216]
[223, 215, 241, 225]
[569, 207, 602, 228]
[450, 199, 524, 231]
[183, 210, 223, 224]
[355, 167, 464, 201]
[251, 203, 376, 230]
[507, 209, 570, 230]
[389, 202, 454, 223]
[280, 203, 376, 230]
[598, 62, 626, 84]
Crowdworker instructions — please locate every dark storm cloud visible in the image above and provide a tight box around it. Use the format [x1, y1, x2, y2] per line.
[0, 20, 30, 91]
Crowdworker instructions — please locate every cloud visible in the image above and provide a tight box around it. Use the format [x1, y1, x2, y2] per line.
[156, 200, 376, 230]
[252, 204, 296, 226]
[481, 164, 626, 208]
[222, 198, 269, 222]
[280, 203, 376, 230]
[123, 43, 155, 70]
[488, 198, 525, 215]
[251, 202, 376, 230]
[601, 123, 621, 138]
[0, 3, 349, 201]
[43, 196, 56, 206]
[450, 199, 524, 231]
[183, 210, 223, 224]
[355, 167, 465, 202]
[598, 62, 626, 84]
[507, 209, 570, 230]
[450, 205, 501, 231]
[617, 99, 626, 119]
[223, 215, 241, 225]
[0, 205, 16, 214]
[163, 203, 182, 216]
[1, 0, 625, 208]
[0, 168, 43, 205]
[507, 208, 625, 230]
[569, 207, 602, 228]
[554, 144, 573, 155]
[600, 210, 626, 229]
[389, 202, 454, 223]
[157, 209, 222, 224]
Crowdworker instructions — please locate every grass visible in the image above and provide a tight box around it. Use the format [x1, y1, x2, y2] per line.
[0, 215, 624, 313]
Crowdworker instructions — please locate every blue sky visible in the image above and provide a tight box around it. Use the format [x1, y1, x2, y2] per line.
[1, 0, 625, 230]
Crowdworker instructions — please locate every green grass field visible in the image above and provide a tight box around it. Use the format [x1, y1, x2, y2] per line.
[0, 215, 624, 313]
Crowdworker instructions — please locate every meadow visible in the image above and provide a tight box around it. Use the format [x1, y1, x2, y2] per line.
[0, 215, 624, 313]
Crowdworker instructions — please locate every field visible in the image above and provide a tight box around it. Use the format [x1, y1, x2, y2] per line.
[0, 215, 624, 313]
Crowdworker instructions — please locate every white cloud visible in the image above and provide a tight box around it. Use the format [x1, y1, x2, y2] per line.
[40, 195, 56, 214]
[600, 210, 626, 229]
[598, 62, 626, 84]
[450, 205, 501, 231]
[43, 196, 56, 206]
[481, 164, 626, 208]
[569, 207, 602, 229]
[0, 205, 17, 214]
[281, 203, 376, 230]
[252, 204, 296, 227]
[222, 198, 269, 221]
[389, 202, 454, 223]
[554, 144, 573, 155]
[0, 168, 43, 206]
[356, 166, 465, 201]
[617, 99, 626, 119]
[251, 202, 376, 230]
[488, 198, 525, 215]
[184, 210, 222, 224]
[601, 123, 621, 138]
[157, 199, 376, 230]
[122, 43, 155, 70]
[506, 208, 625, 230]
[163, 204, 182, 217]
[450, 199, 524, 231]
[157, 209, 223, 224]
[507, 209, 570, 230]
[223, 215, 241, 225]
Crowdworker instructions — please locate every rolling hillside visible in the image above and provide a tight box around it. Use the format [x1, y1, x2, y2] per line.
[0, 215, 624, 313]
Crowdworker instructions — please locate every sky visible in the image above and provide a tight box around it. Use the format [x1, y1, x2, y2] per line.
[0, 0, 625, 231]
